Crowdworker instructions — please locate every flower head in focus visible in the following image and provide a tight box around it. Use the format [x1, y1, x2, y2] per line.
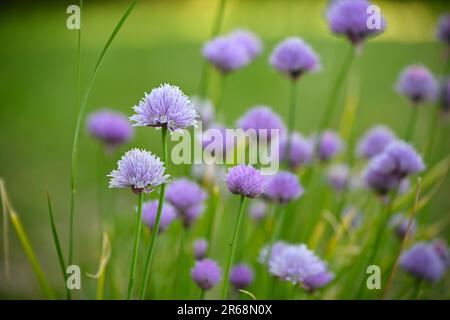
[225, 165, 265, 198]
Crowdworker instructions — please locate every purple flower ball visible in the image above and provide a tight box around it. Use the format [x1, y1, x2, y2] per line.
[230, 263, 254, 290]
[400, 242, 447, 282]
[437, 14, 450, 46]
[225, 165, 265, 198]
[193, 238, 208, 260]
[317, 130, 344, 161]
[237, 106, 286, 140]
[191, 259, 222, 290]
[364, 141, 424, 195]
[130, 84, 197, 133]
[357, 125, 396, 159]
[327, 0, 386, 46]
[279, 132, 314, 169]
[439, 78, 450, 114]
[396, 65, 438, 105]
[258, 241, 289, 265]
[87, 109, 133, 150]
[326, 164, 350, 191]
[264, 171, 304, 204]
[249, 200, 268, 222]
[269, 37, 320, 79]
[390, 213, 417, 240]
[203, 36, 250, 73]
[432, 240, 450, 268]
[142, 200, 176, 233]
[269, 244, 326, 284]
[303, 271, 335, 292]
[229, 29, 263, 59]
[166, 178, 207, 227]
[108, 148, 169, 194]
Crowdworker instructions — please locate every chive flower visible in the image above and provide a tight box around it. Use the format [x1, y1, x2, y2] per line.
[108, 148, 169, 194]
[316, 130, 344, 162]
[390, 213, 416, 240]
[327, 0, 386, 47]
[249, 200, 268, 222]
[193, 238, 208, 260]
[229, 29, 263, 60]
[237, 106, 286, 140]
[269, 37, 320, 80]
[191, 259, 222, 290]
[258, 241, 289, 265]
[326, 164, 350, 191]
[264, 171, 304, 204]
[357, 125, 396, 159]
[395, 65, 438, 105]
[203, 36, 251, 73]
[303, 271, 335, 292]
[279, 132, 314, 169]
[436, 14, 450, 46]
[439, 78, 450, 114]
[142, 200, 176, 233]
[230, 263, 254, 290]
[87, 109, 133, 151]
[130, 84, 197, 133]
[166, 178, 207, 227]
[225, 165, 265, 198]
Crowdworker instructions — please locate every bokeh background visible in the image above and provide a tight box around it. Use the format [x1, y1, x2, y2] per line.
[0, 0, 449, 299]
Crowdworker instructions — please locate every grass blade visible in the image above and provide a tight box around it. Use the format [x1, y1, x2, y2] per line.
[0, 179, 10, 280]
[69, 0, 137, 265]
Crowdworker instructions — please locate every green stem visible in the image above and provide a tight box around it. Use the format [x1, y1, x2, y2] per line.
[126, 192, 144, 299]
[285, 80, 298, 166]
[317, 45, 355, 131]
[404, 106, 418, 141]
[139, 126, 169, 299]
[172, 227, 186, 298]
[199, 289, 206, 300]
[412, 279, 422, 300]
[205, 186, 220, 255]
[221, 195, 246, 300]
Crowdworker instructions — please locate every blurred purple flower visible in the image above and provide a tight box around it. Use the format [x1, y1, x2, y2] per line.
[390, 213, 417, 240]
[142, 200, 176, 233]
[191, 96, 215, 128]
[87, 109, 133, 151]
[357, 125, 396, 159]
[225, 165, 265, 198]
[166, 178, 206, 227]
[400, 242, 447, 282]
[396, 65, 438, 105]
[432, 240, 450, 267]
[108, 148, 169, 194]
[437, 14, 450, 46]
[237, 106, 286, 140]
[327, 0, 386, 46]
[316, 130, 344, 161]
[258, 241, 289, 265]
[269, 244, 326, 284]
[202, 124, 235, 158]
[439, 78, 450, 114]
[270, 37, 320, 79]
[130, 84, 197, 133]
[279, 132, 314, 169]
[193, 238, 208, 260]
[229, 29, 263, 59]
[249, 200, 268, 222]
[203, 36, 250, 73]
[264, 171, 304, 204]
[230, 263, 254, 290]
[303, 271, 335, 292]
[326, 164, 350, 191]
[191, 259, 222, 290]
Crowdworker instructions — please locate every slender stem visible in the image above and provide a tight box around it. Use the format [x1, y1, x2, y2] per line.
[285, 80, 298, 166]
[412, 279, 422, 300]
[199, 289, 206, 300]
[205, 185, 220, 255]
[139, 126, 169, 299]
[198, 0, 228, 97]
[172, 227, 186, 298]
[290, 283, 298, 300]
[126, 192, 144, 300]
[221, 195, 246, 300]
[317, 45, 355, 131]
[404, 106, 418, 141]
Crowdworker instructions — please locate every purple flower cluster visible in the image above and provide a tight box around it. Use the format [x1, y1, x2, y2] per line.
[390, 213, 416, 240]
[279, 132, 314, 169]
[326, 164, 350, 191]
[270, 37, 320, 79]
[142, 200, 176, 233]
[357, 125, 396, 159]
[108, 148, 169, 194]
[395, 65, 438, 105]
[191, 259, 222, 290]
[437, 14, 450, 46]
[264, 171, 304, 204]
[130, 84, 198, 133]
[193, 238, 208, 260]
[225, 165, 265, 198]
[327, 0, 386, 46]
[237, 106, 286, 140]
[230, 263, 254, 290]
[87, 109, 133, 151]
[203, 29, 262, 73]
[316, 130, 344, 162]
[166, 178, 207, 227]
[364, 141, 425, 195]
[400, 242, 448, 282]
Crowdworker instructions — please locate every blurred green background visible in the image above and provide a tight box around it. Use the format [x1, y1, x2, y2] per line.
[0, 0, 449, 298]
